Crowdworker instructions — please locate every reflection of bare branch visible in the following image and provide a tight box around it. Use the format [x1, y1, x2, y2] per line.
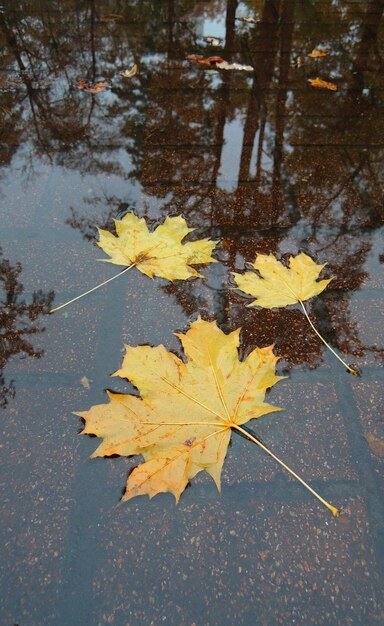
[0, 250, 54, 408]
[66, 193, 134, 242]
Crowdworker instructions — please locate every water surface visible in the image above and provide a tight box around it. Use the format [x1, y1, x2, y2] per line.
[0, 1, 383, 624]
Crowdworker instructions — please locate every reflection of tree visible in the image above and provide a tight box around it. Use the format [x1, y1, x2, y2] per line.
[141, 0, 383, 369]
[65, 198, 128, 243]
[0, 0, 382, 371]
[0, 2, 149, 177]
[0, 250, 54, 408]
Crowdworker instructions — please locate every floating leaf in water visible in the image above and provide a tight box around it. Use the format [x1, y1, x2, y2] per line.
[309, 48, 328, 58]
[0, 105, 11, 116]
[186, 54, 225, 66]
[203, 36, 221, 46]
[308, 77, 337, 90]
[119, 64, 138, 78]
[50, 214, 218, 313]
[365, 433, 384, 458]
[187, 55, 253, 71]
[99, 13, 123, 23]
[291, 56, 304, 69]
[236, 16, 259, 24]
[216, 61, 253, 72]
[80, 376, 91, 390]
[77, 317, 339, 515]
[232, 252, 358, 375]
[76, 80, 110, 93]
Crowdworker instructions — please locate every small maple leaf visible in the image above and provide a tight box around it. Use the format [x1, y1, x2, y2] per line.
[232, 252, 332, 309]
[50, 214, 217, 312]
[308, 77, 337, 90]
[97, 213, 217, 280]
[232, 253, 358, 376]
[77, 318, 284, 502]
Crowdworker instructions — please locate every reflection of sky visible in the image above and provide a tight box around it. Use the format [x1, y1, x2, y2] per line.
[0, 145, 139, 241]
[249, 122, 274, 179]
[202, 16, 227, 40]
[217, 117, 244, 192]
[362, 226, 384, 287]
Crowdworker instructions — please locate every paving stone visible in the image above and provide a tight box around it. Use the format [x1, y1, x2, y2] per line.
[84, 496, 384, 626]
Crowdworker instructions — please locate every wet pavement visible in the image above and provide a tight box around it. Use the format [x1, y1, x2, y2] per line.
[0, 0, 383, 624]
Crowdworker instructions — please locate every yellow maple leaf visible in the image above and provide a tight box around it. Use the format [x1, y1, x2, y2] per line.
[232, 253, 358, 376]
[97, 212, 217, 280]
[50, 213, 217, 312]
[78, 318, 283, 501]
[232, 252, 332, 309]
[77, 318, 340, 515]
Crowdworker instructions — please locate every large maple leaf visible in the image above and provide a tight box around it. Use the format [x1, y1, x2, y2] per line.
[50, 213, 217, 312]
[77, 318, 339, 515]
[232, 252, 358, 375]
[78, 318, 283, 501]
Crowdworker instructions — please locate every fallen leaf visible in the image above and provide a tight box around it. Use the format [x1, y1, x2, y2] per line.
[99, 13, 123, 23]
[308, 48, 327, 58]
[232, 252, 332, 309]
[236, 16, 259, 24]
[232, 253, 358, 376]
[0, 105, 11, 116]
[308, 77, 337, 91]
[80, 376, 91, 389]
[50, 214, 218, 313]
[76, 80, 110, 93]
[186, 54, 204, 62]
[204, 36, 221, 46]
[77, 318, 284, 502]
[186, 56, 252, 71]
[97, 213, 218, 280]
[186, 55, 226, 66]
[78, 318, 341, 515]
[291, 56, 304, 69]
[216, 61, 254, 72]
[365, 433, 384, 458]
[119, 64, 138, 78]
[204, 56, 226, 65]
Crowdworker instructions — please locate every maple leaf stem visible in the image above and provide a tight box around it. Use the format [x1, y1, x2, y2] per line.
[232, 423, 340, 517]
[298, 299, 359, 376]
[49, 264, 135, 314]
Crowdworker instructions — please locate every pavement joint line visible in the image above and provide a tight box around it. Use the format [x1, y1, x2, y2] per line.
[51, 251, 142, 625]
[334, 373, 384, 579]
